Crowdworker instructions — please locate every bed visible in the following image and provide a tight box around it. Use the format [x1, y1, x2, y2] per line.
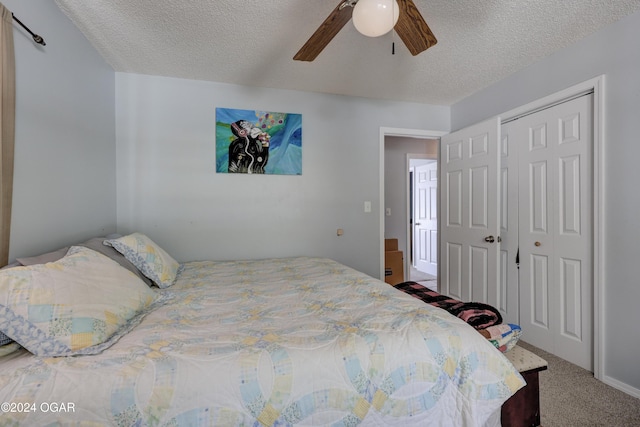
[0, 233, 525, 426]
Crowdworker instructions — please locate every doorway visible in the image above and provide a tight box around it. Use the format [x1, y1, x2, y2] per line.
[380, 128, 445, 285]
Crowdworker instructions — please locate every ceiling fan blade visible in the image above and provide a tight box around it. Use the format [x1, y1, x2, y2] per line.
[395, 0, 437, 56]
[294, 1, 354, 61]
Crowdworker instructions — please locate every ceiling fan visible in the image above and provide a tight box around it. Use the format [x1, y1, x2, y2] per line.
[294, 0, 437, 62]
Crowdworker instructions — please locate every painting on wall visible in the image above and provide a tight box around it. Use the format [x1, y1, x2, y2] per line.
[216, 108, 302, 175]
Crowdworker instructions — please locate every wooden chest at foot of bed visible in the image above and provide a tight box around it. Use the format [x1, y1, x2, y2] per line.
[501, 345, 548, 427]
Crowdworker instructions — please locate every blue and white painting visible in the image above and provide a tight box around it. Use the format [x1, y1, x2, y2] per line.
[216, 108, 302, 175]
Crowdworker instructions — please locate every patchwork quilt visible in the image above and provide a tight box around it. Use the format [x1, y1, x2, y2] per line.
[0, 257, 524, 426]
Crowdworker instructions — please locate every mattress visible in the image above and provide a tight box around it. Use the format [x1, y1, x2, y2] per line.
[0, 257, 524, 426]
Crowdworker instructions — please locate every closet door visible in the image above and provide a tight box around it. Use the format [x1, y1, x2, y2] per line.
[440, 118, 500, 306]
[499, 124, 520, 325]
[517, 94, 593, 371]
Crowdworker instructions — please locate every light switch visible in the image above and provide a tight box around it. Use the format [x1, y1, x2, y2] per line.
[386, 208, 391, 216]
[364, 201, 371, 213]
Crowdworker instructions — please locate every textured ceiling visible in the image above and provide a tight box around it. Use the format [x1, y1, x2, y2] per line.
[54, 0, 640, 106]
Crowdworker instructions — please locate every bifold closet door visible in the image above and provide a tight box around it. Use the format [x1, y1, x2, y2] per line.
[516, 94, 593, 371]
[498, 122, 521, 326]
[440, 118, 500, 307]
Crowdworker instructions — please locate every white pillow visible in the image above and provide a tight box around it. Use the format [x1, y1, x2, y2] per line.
[104, 233, 181, 288]
[0, 246, 160, 357]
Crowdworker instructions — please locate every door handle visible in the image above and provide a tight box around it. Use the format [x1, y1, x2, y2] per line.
[484, 235, 495, 243]
[415, 222, 421, 226]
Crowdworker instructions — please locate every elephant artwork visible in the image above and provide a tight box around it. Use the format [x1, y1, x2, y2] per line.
[227, 120, 270, 174]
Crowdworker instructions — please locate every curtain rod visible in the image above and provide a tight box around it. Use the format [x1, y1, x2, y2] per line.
[12, 14, 46, 46]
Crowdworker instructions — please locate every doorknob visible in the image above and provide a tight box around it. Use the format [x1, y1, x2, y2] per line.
[484, 235, 495, 243]
[415, 223, 421, 226]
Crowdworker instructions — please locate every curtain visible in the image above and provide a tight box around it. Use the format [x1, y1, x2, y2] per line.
[0, 3, 15, 267]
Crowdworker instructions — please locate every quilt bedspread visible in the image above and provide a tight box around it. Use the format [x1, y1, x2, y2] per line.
[0, 257, 524, 426]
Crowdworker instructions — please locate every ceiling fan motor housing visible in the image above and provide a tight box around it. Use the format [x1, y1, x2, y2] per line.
[352, 0, 400, 37]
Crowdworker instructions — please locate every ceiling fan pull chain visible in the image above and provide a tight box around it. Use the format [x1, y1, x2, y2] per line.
[392, 20, 396, 55]
[392, 1, 396, 54]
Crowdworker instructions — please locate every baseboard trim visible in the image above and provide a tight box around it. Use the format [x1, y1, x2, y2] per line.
[602, 375, 640, 399]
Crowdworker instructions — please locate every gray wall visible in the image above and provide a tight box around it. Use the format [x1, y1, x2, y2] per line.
[115, 73, 449, 277]
[451, 9, 640, 395]
[5, 0, 116, 260]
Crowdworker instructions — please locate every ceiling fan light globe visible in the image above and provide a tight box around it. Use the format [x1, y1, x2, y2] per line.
[352, 0, 399, 37]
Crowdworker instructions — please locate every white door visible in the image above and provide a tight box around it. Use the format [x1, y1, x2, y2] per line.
[516, 94, 593, 371]
[440, 118, 501, 306]
[499, 123, 521, 325]
[413, 162, 437, 276]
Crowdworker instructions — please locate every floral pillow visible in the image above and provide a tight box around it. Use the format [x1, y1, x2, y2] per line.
[0, 246, 160, 357]
[104, 233, 181, 288]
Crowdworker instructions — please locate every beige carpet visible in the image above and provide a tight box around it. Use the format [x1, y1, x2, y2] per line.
[518, 341, 640, 426]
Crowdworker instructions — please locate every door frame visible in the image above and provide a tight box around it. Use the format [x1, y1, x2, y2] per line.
[379, 127, 447, 283]
[499, 75, 604, 381]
